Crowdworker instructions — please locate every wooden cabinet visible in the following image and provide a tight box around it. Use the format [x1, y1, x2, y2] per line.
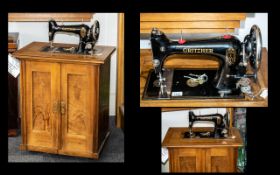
[169, 148, 235, 172]
[170, 147, 236, 172]
[169, 148, 202, 172]
[8, 33, 19, 137]
[13, 42, 115, 159]
[162, 127, 243, 173]
[25, 61, 60, 153]
[205, 148, 235, 172]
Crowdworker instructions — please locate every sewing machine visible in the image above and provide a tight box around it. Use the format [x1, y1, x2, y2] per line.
[184, 111, 229, 138]
[41, 19, 100, 55]
[143, 25, 262, 99]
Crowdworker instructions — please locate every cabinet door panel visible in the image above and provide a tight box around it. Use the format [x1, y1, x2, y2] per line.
[205, 148, 235, 172]
[25, 61, 60, 151]
[170, 148, 203, 172]
[60, 64, 98, 154]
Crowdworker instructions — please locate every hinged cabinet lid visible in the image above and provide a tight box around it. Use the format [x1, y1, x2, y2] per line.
[162, 127, 243, 148]
[13, 42, 115, 65]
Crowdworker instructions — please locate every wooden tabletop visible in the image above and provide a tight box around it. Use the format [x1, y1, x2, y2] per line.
[162, 127, 243, 148]
[140, 48, 268, 107]
[13, 42, 116, 65]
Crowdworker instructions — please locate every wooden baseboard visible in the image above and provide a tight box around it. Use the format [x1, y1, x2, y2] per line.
[8, 129, 18, 137]
[18, 131, 111, 159]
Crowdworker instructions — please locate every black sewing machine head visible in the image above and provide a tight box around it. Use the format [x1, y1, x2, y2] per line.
[184, 111, 229, 138]
[143, 25, 262, 99]
[44, 19, 100, 55]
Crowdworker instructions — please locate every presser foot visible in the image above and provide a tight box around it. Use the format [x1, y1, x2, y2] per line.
[156, 69, 173, 98]
[87, 48, 103, 56]
[218, 89, 232, 97]
[184, 131, 196, 138]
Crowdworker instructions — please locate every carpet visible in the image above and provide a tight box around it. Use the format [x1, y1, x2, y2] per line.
[8, 116, 124, 162]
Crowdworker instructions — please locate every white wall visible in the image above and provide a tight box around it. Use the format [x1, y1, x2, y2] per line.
[161, 108, 227, 172]
[237, 13, 268, 49]
[9, 13, 118, 116]
[141, 13, 268, 49]
[161, 108, 227, 141]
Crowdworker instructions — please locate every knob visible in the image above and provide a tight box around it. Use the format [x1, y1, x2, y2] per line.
[223, 34, 232, 39]
[61, 101, 66, 115]
[178, 38, 186, 44]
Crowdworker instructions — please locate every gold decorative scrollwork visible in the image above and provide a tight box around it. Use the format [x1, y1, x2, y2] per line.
[226, 48, 236, 65]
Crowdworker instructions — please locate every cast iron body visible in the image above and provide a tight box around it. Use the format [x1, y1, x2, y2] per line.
[150, 25, 262, 96]
[48, 19, 99, 54]
[185, 111, 229, 138]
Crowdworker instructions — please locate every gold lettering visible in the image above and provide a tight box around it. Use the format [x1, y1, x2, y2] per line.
[61, 27, 79, 31]
[182, 48, 213, 53]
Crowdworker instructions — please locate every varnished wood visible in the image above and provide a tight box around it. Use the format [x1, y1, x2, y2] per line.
[227, 108, 234, 128]
[140, 13, 246, 21]
[9, 13, 94, 22]
[141, 28, 235, 34]
[25, 145, 58, 154]
[141, 21, 240, 29]
[116, 13, 124, 129]
[205, 148, 235, 172]
[163, 128, 243, 148]
[20, 61, 26, 150]
[97, 55, 110, 149]
[140, 48, 268, 107]
[161, 108, 201, 112]
[140, 13, 246, 34]
[58, 131, 110, 159]
[260, 49, 268, 87]
[141, 98, 267, 107]
[13, 42, 115, 65]
[60, 64, 96, 155]
[25, 61, 60, 150]
[16, 42, 115, 159]
[162, 127, 243, 172]
[171, 148, 202, 172]
[256, 49, 268, 89]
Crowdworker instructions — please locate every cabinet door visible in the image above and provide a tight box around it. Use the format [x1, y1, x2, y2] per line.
[60, 64, 98, 156]
[205, 148, 235, 172]
[25, 61, 60, 152]
[170, 148, 204, 172]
